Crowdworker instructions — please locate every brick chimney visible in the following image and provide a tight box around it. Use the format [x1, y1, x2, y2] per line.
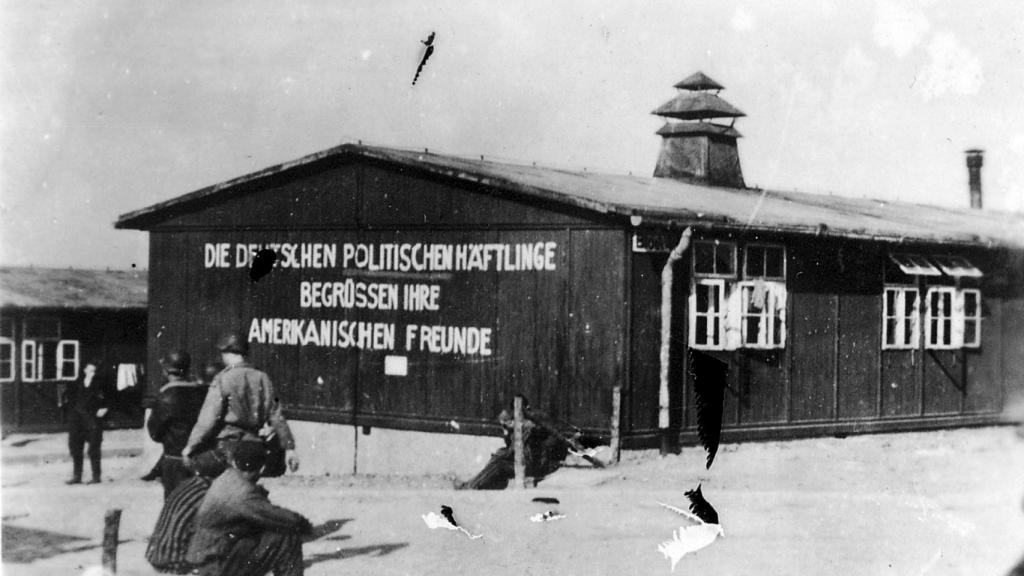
[965, 149, 984, 209]
[652, 71, 745, 187]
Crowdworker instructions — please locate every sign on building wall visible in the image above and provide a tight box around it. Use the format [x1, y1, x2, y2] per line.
[202, 238, 560, 365]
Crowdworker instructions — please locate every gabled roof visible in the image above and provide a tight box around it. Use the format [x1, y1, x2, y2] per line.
[0, 267, 147, 310]
[115, 143, 1024, 250]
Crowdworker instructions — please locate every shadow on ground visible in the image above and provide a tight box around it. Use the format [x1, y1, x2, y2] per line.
[304, 543, 408, 568]
[2, 524, 100, 563]
[301, 517, 406, 568]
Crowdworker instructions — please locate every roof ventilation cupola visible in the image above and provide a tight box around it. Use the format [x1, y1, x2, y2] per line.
[652, 71, 746, 188]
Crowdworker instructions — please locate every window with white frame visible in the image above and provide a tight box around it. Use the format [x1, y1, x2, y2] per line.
[959, 288, 982, 348]
[20, 317, 71, 381]
[882, 286, 920, 349]
[925, 286, 957, 349]
[21, 340, 39, 382]
[885, 253, 983, 351]
[0, 317, 13, 382]
[689, 241, 787, 350]
[737, 281, 787, 348]
[689, 279, 727, 349]
[57, 340, 80, 380]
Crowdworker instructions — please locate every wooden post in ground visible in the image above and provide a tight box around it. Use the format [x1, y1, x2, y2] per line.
[610, 385, 622, 465]
[102, 508, 122, 574]
[513, 395, 526, 489]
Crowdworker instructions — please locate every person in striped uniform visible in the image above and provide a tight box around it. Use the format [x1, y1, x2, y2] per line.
[145, 473, 214, 573]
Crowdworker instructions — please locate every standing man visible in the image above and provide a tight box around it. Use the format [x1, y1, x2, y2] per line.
[186, 441, 312, 576]
[181, 332, 299, 477]
[148, 350, 209, 498]
[60, 360, 108, 484]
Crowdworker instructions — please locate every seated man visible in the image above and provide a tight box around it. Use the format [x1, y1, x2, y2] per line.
[457, 398, 574, 490]
[186, 442, 312, 576]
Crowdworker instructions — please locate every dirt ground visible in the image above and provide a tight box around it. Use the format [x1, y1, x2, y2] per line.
[3, 425, 1024, 576]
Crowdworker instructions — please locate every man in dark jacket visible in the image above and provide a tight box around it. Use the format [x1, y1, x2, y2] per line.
[59, 361, 108, 484]
[186, 441, 312, 576]
[182, 332, 299, 476]
[148, 350, 209, 498]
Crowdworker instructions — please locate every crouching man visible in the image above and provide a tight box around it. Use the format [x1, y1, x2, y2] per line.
[186, 441, 312, 576]
[457, 397, 574, 490]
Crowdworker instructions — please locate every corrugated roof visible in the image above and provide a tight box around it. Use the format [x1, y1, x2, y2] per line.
[652, 93, 746, 120]
[115, 143, 1024, 250]
[673, 71, 725, 91]
[0, 267, 147, 310]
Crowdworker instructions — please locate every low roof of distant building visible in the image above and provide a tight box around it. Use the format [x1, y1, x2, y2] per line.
[0, 267, 147, 310]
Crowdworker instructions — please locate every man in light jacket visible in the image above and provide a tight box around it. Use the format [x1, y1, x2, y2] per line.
[181, 332, 299, 477]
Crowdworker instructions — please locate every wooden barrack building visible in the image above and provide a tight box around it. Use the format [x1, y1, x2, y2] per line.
[116, 73, 1024, 449]
[0, 267, 148, 434]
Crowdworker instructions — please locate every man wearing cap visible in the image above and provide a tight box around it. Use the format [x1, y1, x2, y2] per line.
[187, 441, 312, 576]
[181, 332, 299, 476]
[148, 350, 208, 498]
[59, 360, 109, 484]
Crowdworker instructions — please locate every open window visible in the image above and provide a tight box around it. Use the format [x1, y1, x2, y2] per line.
[689, 241, 787, 350]
[689, 279, 727, 349]
[932, 255, 982, 278]
[882, 287, 920, 349]
[736, 281, 786, 349]
[959, 288, 982, 348]
[889, 253, 941, 276]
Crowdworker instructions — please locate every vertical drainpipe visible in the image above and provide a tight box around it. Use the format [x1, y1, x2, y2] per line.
[659, 227, 693, 455]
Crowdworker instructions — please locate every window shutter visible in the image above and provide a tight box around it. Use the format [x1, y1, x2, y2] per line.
[769, 281, 787, 347]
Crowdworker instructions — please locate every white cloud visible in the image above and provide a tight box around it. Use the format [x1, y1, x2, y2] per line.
[873, 0, 930, 58]
[915, 32, 984, 100]
[731, 7, 755, 32]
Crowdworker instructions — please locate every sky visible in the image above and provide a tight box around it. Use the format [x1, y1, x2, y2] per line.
[2, 0, 1022, 269]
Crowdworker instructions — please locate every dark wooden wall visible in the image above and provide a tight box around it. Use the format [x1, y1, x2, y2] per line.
[1, 309, 146, 434]
[147, 161, 625, 436]
[144, 156, 1023, 444]
[628, 235, 1023, 445]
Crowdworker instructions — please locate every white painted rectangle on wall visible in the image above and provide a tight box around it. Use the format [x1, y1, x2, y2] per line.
[384, 355, 408, 376]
